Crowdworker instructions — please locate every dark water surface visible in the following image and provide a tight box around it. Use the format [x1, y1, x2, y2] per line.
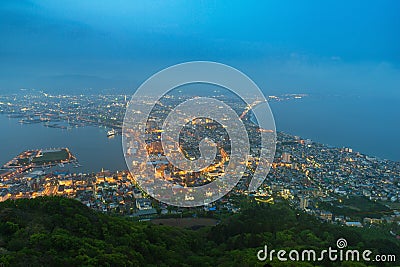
[270, 95, 399, 161]
[0, 115, 126, 173]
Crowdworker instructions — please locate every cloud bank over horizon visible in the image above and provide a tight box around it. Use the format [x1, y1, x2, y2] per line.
[0, 0, 399, 97]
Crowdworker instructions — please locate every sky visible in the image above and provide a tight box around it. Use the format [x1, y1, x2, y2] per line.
[0, 0, 399, 97]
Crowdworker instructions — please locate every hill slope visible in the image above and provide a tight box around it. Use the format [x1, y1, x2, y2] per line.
[0, 197, 399, 266]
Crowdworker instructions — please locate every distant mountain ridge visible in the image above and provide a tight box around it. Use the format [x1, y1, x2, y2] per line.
[0, 74, 139, 95]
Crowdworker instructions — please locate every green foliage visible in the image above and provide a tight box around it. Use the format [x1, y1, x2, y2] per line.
[318, 196, 391, 219]
[0, 197, 399, 266]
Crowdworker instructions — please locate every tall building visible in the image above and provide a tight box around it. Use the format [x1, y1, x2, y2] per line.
[299, 196, 308, 210]
[282, 152, 292, 163]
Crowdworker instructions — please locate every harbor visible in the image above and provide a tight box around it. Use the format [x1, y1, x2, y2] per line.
[0, 115, 127, 173]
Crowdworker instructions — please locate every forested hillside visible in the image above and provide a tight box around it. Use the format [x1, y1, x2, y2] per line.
[0, 197, 398, 266]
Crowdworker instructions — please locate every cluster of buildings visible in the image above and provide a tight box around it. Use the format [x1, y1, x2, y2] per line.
[1, 93, 399, 228]
[0, 129, 399, 228]
[256, 132, 400, 228]
[0, 93, 306, 135]
[0, 167, 158, 218]
[0, 93, 127, 132]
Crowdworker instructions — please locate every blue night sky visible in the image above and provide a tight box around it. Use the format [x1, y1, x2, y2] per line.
[0, 0, 399, 97]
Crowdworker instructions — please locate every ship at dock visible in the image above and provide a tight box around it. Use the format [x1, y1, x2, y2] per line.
[107, 128, 117, 137]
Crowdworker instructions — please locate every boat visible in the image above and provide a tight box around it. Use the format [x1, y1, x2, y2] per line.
[73, 163, 82, 168]
[107, 128, 117, 137]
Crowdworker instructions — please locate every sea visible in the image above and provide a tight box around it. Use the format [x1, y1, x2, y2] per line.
[0, 115, 126, 173]
[269, 94, 399, 161]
